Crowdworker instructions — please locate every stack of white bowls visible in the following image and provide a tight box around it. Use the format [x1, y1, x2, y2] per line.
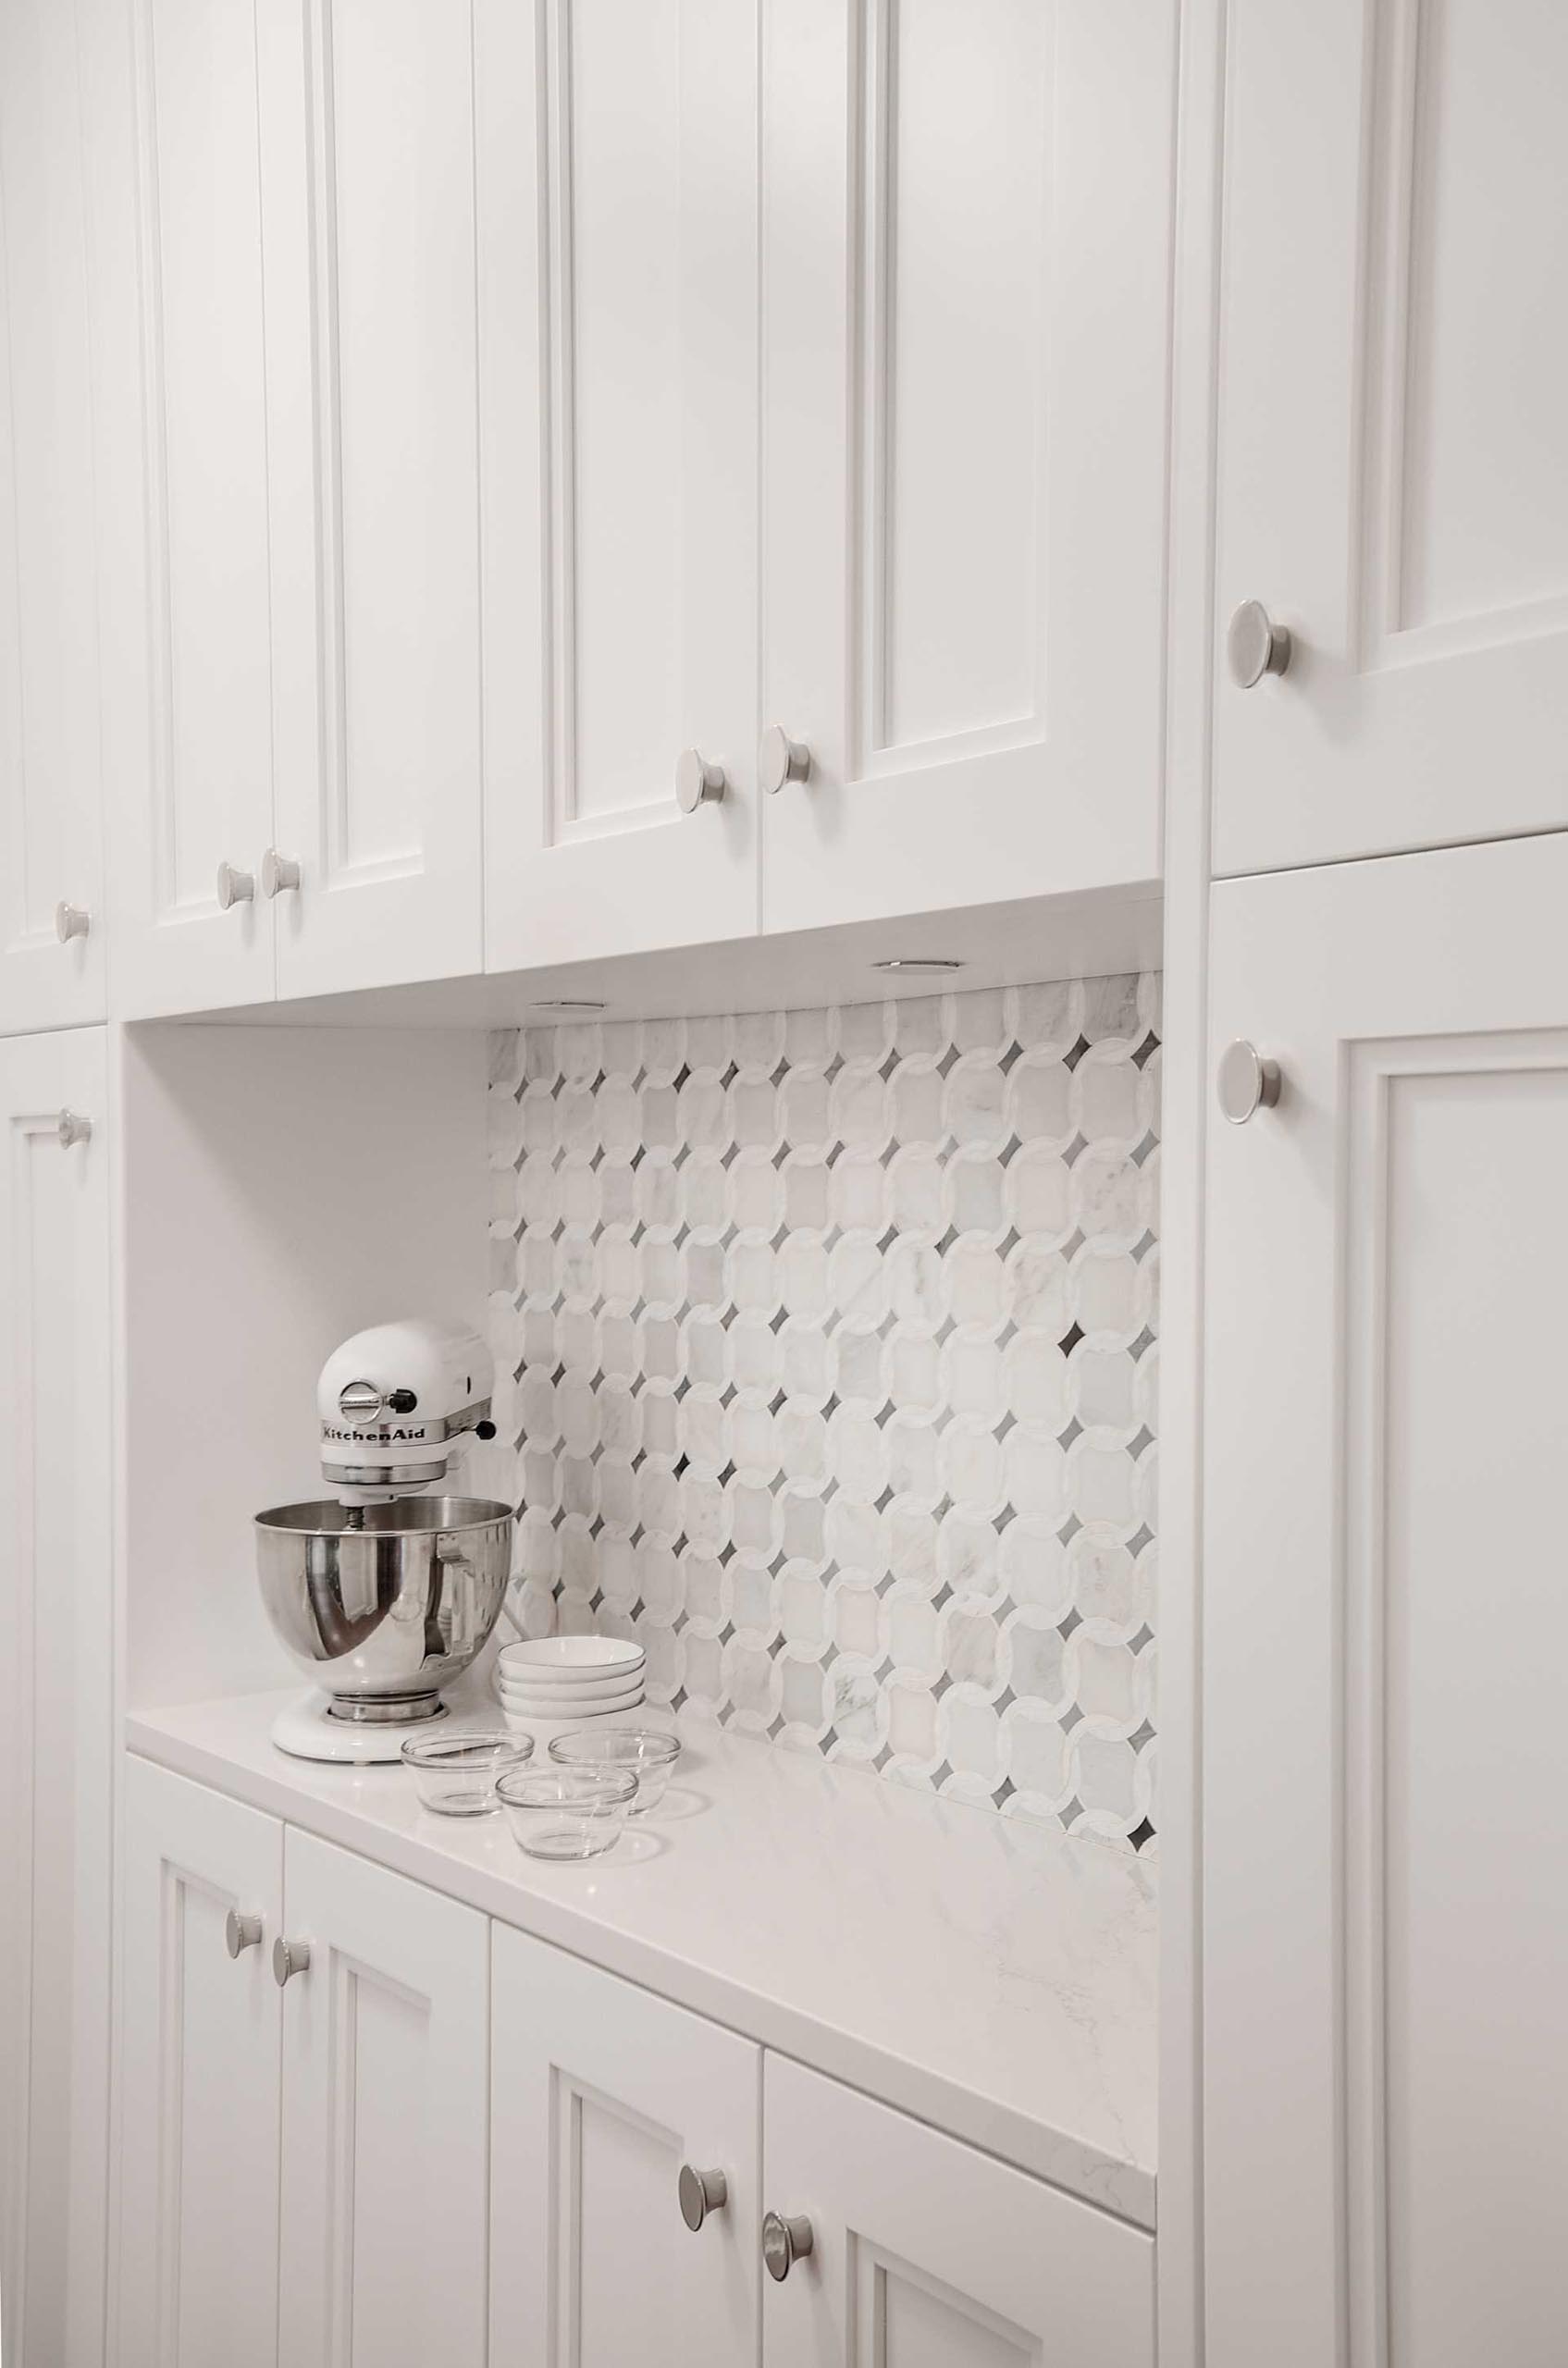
[493, 1635, 646, 1731]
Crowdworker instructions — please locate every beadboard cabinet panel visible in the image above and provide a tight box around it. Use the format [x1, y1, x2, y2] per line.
[0, 0, 106, 1031]
[479, 0, 759, 970]
[1205, 836, 1568, 2368]
[759, 0, 1173, 934]
[1214, 0, 1568, 873]
[0, 1030, 112, 2368]
[117, 1759, 285, 2368]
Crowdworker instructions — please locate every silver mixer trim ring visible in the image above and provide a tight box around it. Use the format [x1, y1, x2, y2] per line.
[320, 1457, 448, 1488]
[325, 1694, 448, 1727]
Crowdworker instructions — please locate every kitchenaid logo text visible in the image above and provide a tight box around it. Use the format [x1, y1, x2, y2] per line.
[321, 1424, 432, 1444]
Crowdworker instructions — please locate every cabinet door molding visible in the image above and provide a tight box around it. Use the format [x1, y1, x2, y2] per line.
[116, 1758, 285, 2368]
[1205, 835, 1568, 2367]
[1215, 0, 1568, 871]
[479, 0, 759, 971]
[759, 0, 1174, 934]
[277, 1829, 489, 2368]
[762, 2056, 1154, 2367]
[491, 1926, 760, 2367]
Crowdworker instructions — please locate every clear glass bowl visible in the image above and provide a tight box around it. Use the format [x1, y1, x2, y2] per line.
[495, 1765, 638, 1860]
[548, 1727, 682, 1815]
[400, 1727, 533, 1817]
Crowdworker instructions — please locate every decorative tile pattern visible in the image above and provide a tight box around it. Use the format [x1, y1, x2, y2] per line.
[486, 975, 1160, 1851]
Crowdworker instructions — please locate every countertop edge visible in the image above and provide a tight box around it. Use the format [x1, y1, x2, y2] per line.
[125, 1708, 1156, 2230]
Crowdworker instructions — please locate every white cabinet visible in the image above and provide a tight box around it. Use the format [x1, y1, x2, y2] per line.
[0, 0, 107, 1031]
[761, 2057, 1154, 2367]
[758, 0, 1174, 935]
[113, 0, 484, 1017]
[479, 0, 759, 970]
[490, 1926, 760, 2366]
[1214, 0, 1568, 875]
[0, 1030, 112, 2368]
[1204, 834, 1568, 2368]
[117, 1759, 285, 2368]
[276, 1831, 489, 2368]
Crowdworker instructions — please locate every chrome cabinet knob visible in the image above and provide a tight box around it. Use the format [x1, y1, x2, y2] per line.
[225, 1909, 263, 1959]
[260, 848, 301, 898]
[56, 1109, 92, 1151]
[272, 1936, 311, 1987]
[55, 901, 91, 944]
[1227, 600, 1292, 688]
[761, 2210, 813, 2282]
[675, 748, 727, 812]
[759, 724, 811, 796]
[1217, 1039, 1282, 1125]
[216, 860, 255, 910]
[678, 2165, 728, 2232]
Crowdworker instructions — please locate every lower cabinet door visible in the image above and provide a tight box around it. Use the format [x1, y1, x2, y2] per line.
[116, 1758, 284, 2368]
[276, 1831, 489, 2368]
[761, 2059, 1154, 2368]
[490, 1927, 760, 2366]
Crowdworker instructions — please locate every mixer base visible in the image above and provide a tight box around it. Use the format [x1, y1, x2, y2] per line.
[271, 1691, 451, 1764]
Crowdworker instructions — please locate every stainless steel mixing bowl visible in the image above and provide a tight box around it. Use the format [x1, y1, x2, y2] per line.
[254, 1497, 513, 1723]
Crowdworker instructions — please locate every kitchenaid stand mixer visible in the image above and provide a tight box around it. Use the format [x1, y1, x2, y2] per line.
[256, 1318, 515, 1763]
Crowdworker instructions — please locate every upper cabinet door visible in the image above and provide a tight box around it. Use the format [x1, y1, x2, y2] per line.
[1204, 837, 1568, 2367]
[759, 0, 1174, 936]
[261, 0, 484, 998]
[115, 0, 278, 1016]
[0, 0, 106, 1032]
[490, 1927, 760, 2368]
[479, 0, 759, 971]
[1214, 0, 1568, 875]
[277, 1831, 488, 2368]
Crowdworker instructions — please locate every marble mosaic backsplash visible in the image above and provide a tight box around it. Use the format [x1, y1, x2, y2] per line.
[486, 972, 1160, 1853]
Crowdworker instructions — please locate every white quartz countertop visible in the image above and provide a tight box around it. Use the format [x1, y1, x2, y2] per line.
[127, 1687, 1157, 2226]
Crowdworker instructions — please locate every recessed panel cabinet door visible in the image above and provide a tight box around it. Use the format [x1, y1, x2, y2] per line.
[761, 2058, 1154, 2368]
[759, 0, 1174, 934]
[1214, 0, 1568, 873]
[260, 0, 484, 998]
[116, 1758, 284, 2368]
[115, 0, 278, 1015]
[277, 1831, 488, 2368]
[478, 0, 759, 969]
[0, 0, 106, 1031]
[0, 1030, 111, 2368]
[490, 1926, 760, 2367]
[1204, 837, 1568, 2367]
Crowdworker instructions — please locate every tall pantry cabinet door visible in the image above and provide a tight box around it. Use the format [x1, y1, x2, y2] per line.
[276, 1831, 488, 2368]
[478, 0, 759, 969]
[759, 0, 1174, 935]
[0, 0, 106, 1031]
[0, 1030, 111, 2368]
[112, 0, 278, 1016]
[761, 2057, 1154, 2367]
[1204, 836, 1568, 2368]
[1214, 0, 1568, 873]
[259, 0, 484, 999]
[490, 1927, 760, 2366]
[115, 1760, 285, 2368]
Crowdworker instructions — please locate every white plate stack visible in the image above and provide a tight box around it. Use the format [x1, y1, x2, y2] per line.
[493, 1635, 646, 1732]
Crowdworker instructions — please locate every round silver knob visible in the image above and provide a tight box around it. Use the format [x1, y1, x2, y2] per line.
[1227, 600, 1292, 688]
[1217, 1039, 1282, 1125]
[759, 724, 811, 796]
[260, 848, 302, 898]
[56, 1109, 92, 1151]
[216, 860, 255, 910]
[761, 2210, 814, 2282]
[272, 1936, 311, 1987]
[54, 901, 91, 944]
[678, 2165, 728, 2232]
[225, 1909, 263, 1958]
[675, 748, 726, 813]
